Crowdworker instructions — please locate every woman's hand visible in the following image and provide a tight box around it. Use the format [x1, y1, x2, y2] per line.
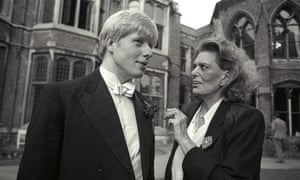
[165, 108, 196, 154]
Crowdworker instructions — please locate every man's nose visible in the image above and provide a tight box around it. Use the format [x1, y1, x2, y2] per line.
[142, 43, 153, 59]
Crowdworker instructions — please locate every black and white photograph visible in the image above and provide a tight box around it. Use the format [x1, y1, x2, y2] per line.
[0, 0, 300, 180]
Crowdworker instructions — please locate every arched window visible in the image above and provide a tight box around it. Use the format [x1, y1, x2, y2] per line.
[229, 15, 255, 59]
[73, 61, 86, 79]
[55, 58, 70, 82]
[272, 6, 300, 60]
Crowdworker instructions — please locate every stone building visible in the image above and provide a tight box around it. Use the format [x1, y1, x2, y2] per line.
[194, 0, 300, 137]
[0, 0, 189, 144]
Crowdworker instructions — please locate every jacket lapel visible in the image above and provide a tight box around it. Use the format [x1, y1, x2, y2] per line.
[133, 93, 153, 179]
[204, 101, 230, 147]
[76, 71, 134, 177]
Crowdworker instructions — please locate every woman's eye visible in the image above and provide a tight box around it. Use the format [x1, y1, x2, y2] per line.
[192, 64, 197, 69]
[200, 64, 208, 70]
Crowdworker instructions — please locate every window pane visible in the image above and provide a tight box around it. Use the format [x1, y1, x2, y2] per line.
[0, 0, 9, 16]
[280, 9, 290, 19]
[62, 0, 77, 26]
[156, 5, 164, 25]
[34, 56, 48, 82]
[237, 16, 247, 27]
[72, 61, 86, 79]
[155, 24, 163, 50]
[288, 23, 300, 58]
[151, 76, 161, 96]
[229, 16, 255, 59]
[41, 0, 54, 23]
[274, 88, 288, 111]
[0, 0, 4, 14]
[180, 47, 187, 71]
[151, 96, 163, 126]
[244, 45, 254, 59]
[33, 84, 45, 109]
[55, 58, 70, 81]
[0, 46, 5, 113]
[141, 74, 150, 94]
[230, 27, 240, 46]
[78, 0, 93, 30]
[128, 0, 140, 11]
[144, 1, 153, 19]
[272, 7, 300, 59]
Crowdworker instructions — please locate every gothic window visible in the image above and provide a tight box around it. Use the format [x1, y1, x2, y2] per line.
[272, 6, 300, 60]
[229, 15, 255, 59]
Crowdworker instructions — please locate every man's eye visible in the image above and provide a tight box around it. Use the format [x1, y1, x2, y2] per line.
[134, 39, 143, 46]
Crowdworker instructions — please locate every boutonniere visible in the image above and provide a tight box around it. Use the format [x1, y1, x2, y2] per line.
[143, 100, 159, 119]
[202, 136, 213, 149]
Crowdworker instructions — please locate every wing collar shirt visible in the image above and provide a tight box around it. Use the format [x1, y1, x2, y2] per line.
[171, 98, 224, 180]
[99, 66, 143, 180]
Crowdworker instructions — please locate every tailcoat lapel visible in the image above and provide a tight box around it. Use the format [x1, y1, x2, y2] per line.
[133, 93, 153, 179]
[76, 71, 134, 177]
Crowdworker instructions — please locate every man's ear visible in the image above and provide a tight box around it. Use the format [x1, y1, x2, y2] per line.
[106, 39, 114, 52]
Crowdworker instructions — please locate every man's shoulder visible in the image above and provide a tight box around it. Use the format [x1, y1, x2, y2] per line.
[43, 70, 100, 96]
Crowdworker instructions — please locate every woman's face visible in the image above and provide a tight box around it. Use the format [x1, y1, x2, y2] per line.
[191, 50, 228, 98]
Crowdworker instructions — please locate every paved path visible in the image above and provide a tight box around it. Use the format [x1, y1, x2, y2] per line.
[1, 143, 300, 180]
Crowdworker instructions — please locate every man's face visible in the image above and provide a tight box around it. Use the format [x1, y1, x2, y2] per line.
[110, 32, 153, 82]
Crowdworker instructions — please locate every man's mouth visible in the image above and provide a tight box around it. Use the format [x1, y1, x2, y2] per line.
[137, 61, 148, 66]
[136, 61, 148, 70]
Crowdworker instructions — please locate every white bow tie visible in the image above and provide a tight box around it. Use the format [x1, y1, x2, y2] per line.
[111, 82, 135, 98]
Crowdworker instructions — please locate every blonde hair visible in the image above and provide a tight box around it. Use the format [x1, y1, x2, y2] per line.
[98, 10, 158, 59]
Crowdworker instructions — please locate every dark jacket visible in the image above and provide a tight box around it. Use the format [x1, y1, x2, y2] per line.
[17, 70, 155, 180]
[165, 100, 265, 180]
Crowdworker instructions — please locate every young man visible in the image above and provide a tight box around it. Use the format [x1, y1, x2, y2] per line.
[272, 113, 287, 163]
[17, 10, 158, 180]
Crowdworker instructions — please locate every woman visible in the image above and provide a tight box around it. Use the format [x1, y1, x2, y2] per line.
[164, 38, 265, 180]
